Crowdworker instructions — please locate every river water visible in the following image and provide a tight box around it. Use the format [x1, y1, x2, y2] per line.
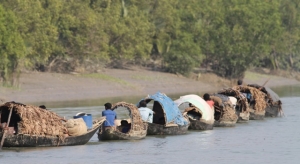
[1, 86, 300, 164]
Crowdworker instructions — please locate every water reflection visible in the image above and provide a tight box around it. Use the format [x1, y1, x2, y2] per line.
[272, 84, 300, 97]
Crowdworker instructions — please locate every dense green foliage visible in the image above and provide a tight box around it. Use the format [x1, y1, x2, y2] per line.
[1, 0, 300, 84]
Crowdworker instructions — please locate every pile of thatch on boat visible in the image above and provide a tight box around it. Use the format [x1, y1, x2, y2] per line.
[1, 101, 106, 147]
[175, 94, 214, 130]
[233, 85, 267, 120]
[218, 88, 250, 122]
[210, 94, 238, 127]
[98, 102, 147, 140]
[139, 92, 190, 135]
[247, 84, 283, 117]
[0, 101, 68, 139]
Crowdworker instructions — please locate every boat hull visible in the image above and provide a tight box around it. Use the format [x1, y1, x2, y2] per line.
[265, 106, 280, 117]
[249, 109, 265, 120]
[213, 120, 237, 127]
[0, 126, 99, 147]
[188, 119, 213, 130]
[147, 123, 189, 135]
[236, 111, 250, 123]
[98, 126, 147, 140]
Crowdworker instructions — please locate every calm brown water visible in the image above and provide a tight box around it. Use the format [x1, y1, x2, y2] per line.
[1, 86, 300, 164]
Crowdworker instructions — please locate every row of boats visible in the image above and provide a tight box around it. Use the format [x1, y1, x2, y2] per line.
[0, 83, 282, 147]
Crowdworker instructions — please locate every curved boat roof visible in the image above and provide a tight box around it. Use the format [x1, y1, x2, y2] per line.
[174, 94, 214, 122]
[265, 87, 280, 102]
[248, 84, 281, 102]
[142, 92, 188, 126]
[112, 102, 145, 132]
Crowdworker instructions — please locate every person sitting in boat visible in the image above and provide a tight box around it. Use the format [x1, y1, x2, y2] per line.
[203, 93, 214, 109]
[102, 103, 117, 128]
[138, 100, 154, 123]
[237, 79, 243, 86]
[120, 120, 131, 133]
[237, 79, 253, 103]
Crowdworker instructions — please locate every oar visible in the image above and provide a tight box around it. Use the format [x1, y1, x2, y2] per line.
[0, 106, 13, 150]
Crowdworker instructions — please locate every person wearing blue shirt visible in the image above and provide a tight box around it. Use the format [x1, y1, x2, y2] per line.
[120, 120, 131, 133]
[102, 103, 117, 128]
[138, 100, 154, 123]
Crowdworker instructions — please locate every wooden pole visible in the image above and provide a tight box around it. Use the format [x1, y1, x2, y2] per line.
[262, 77, 271, 87]
[0, 106, 13, 150]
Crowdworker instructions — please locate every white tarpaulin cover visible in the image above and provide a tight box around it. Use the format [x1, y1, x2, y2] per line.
[174, 94, 214, 122]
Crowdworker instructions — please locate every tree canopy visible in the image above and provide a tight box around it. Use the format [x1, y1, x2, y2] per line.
[1, 0, 300, 84]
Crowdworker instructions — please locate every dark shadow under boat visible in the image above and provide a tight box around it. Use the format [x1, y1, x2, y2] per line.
[138, 92, 190, 135]
[175, 94, 214, 130]
[0, 102, 105, 147]
[98, 102, 147, 140]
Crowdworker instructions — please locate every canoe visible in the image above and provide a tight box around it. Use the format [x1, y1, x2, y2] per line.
[218, 88, 250, 123]
[97, 102, 148, 140]
[247, 84, 283, 117]
[233, 85, 267, 120]
[0, 101, 105, 147]
[210, 94, 238, 127]
[175, 94, 214, 130]
[138, 92, 190, 135]
[0, 118, 104, 147]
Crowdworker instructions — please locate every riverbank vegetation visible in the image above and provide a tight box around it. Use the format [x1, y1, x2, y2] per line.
[1, 0, 300, 85]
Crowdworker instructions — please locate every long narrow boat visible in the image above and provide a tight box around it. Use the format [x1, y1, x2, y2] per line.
[97, 102, 148, 140]
[0, 102, 105, 147]
[233, 85, 267, 120]
[247, 84, 283, 117]
[175, 94, 214, 130]
[218, 88, 250, 123]
[210, 94, 238, 127]
[138, 92, 190, 135]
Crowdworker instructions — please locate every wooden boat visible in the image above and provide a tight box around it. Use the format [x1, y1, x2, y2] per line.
[233, 85, 267, 120]
[0, 102, 105, 147]
[175, 94, 214, 130]
[210, 94, 238, 127]
[218, 88, 250, 123]
[97, 102, 148, 140]
[247, 84, 283, 117]
[138, 92, 190, 135]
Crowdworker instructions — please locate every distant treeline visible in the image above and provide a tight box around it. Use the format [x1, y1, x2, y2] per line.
[1, 0, 300, 84]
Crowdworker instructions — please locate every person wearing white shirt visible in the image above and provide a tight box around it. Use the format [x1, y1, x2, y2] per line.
[138, 100, 154, 123]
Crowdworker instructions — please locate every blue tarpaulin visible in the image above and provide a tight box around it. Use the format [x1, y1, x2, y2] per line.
[140, 92, 188, 126]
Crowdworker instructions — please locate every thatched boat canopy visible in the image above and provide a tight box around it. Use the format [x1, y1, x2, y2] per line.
[0, 101, 67, 137]
[112, 102, 145, 132]
[233, 85, 267, 112]
[218, 88, 249, 112]
[210, 94, 238, 121]
[247, 84, 282, 106]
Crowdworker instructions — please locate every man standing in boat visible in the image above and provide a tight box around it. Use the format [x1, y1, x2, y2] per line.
[138, 100, 154, 123]
[102, 103, 117, 129]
